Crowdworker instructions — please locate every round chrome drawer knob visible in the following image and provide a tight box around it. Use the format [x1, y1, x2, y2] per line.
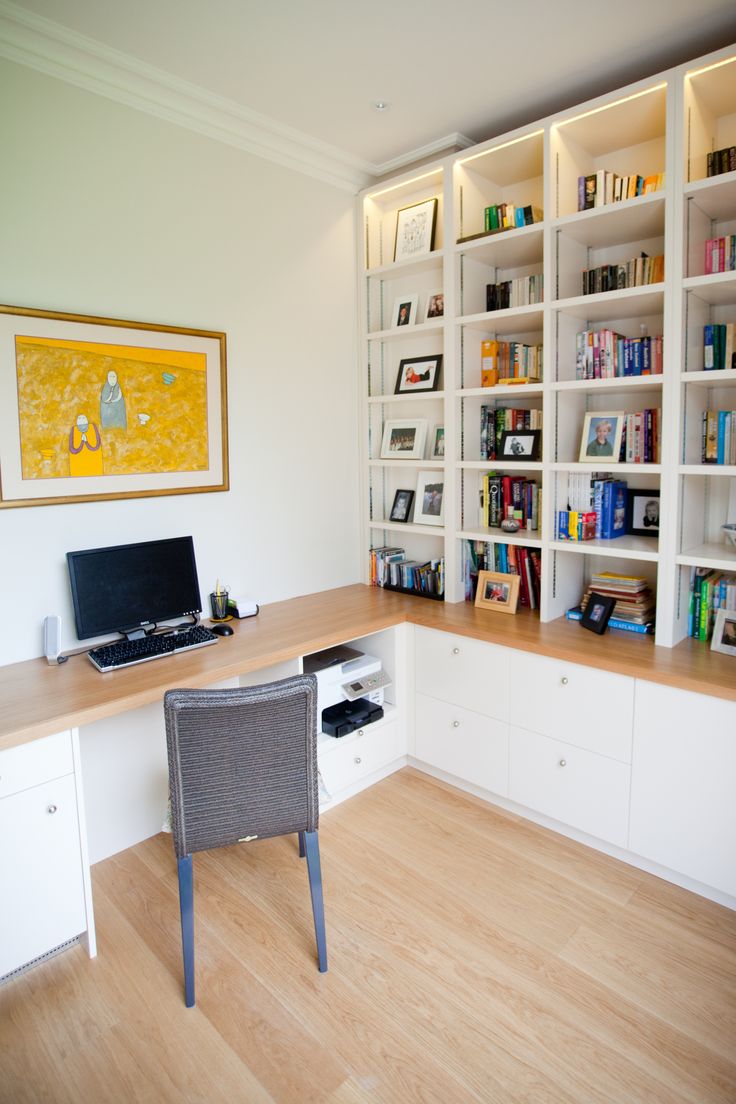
[452, 720, 460, 728]
[354, 757, 362, 765]
[560, 677, 569, 686]
[47, 804, 58, 814]
[452, 647, 460, 655]
[559, 759, 567, 768]
[357, 729, 364, 737]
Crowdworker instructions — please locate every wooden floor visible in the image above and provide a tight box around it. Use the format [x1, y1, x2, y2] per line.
[2, 768, 735, 1104]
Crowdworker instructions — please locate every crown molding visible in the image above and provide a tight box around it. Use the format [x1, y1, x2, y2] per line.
[0, 0, 379, 193]
[372, 132, 476, 177]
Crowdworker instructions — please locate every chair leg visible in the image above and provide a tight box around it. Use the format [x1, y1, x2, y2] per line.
[303, 831, 328, 972]
[177, 855, 195, 1007]
[298, 830, 306, 859]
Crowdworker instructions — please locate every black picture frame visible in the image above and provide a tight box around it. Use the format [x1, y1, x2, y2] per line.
[393, 198, 438, 263]
[498, 429, 541, 461]
[394, 354, 443, 395]
[389, 488, 415, 523]
[580, 591, 616, 634]
[626, 488, 660, 537]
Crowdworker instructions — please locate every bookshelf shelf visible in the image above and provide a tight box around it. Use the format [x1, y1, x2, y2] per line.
[458, 528, 543, 548]
[454, 225, 544, 269]
[366, 391, 446, 405]
[552, 194, 666, 248]
[368, 459, 444, 470]
[549, 537, 659, 562]
[457, 305, 544, 334]
[368, 519, 446, 537]
[552, 287, 665, 322]
[367, 320, 444, 341]
[684, 172, 736, 221]
[679, 464, 736, 477]
[677, 542, 736, 571]
[682, 273, 736, 305]
[681, 369, 736, 386]
[552, 377, 663, 394]
[365, 254, 444, 279]
[459, 460, 544, 472]
[457, 384, 544, 398]
[552, 462, 663, 475]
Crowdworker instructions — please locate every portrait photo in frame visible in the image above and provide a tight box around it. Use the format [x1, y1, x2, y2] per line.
[395, 354, 442, 395]
[711, 609, 736, 656]
[580, 591, 616, 634]
[474, 570, 520, 614]
[430, 424, 445, 459]
[579, 412, 625, 463]
[413, 470, 445, 526]
[0, 304, 228, 509]
[394, 198, 438, 263]
[626, 488, 660, 536]
[391, 295, 418, 328]
[389, 488, 415, 523]
[425, 291, 445, 320]
[498, 429, 541, 461]
[380, 419, 428, 460]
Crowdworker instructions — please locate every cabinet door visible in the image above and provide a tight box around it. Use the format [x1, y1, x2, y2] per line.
[509, 651, 633, 762]
[630, 682, 736, 897]
[415, 694, 508, 795]
[318, 721, 403, 797]
[0, 774, 87, 977]
[415, 627, 509, 720]
[509, 726, 631, 847]
[0, 731, 73, 799]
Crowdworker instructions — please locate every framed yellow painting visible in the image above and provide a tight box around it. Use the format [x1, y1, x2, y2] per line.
[0, 305, 228, 508]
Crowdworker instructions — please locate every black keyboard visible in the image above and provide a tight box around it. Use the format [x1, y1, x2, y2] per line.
[88, 625, 218, 672]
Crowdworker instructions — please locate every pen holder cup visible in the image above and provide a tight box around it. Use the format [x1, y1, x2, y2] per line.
[209, 591, 230, 620]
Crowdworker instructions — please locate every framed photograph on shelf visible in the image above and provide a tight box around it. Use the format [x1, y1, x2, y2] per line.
[395, 354, 442, 395]
[580, 591, 616, 634]
[380, 419, 428, 460]
[391, 295, 418, 328]
[394, 198, 438, 263]
[388, 488, 414, 523]
[474, 570, 520, 614]
[430, 424, 445, 459]
[626, 488, 660, 536]
[413, 470, 445, 526]
[579, 412, 625, 463]
[711, 609, 736, 656]
[498, 429, 541, 461]
[425, 291, 444, 320]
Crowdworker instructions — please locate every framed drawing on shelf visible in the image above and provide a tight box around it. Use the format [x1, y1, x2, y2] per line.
[0, 304, 228, 509]
[394, 198, 438, 262]
[413, 471, 444, 526]
[626, 488, 660, 536]
[579, 412, 625, 463]
[430, 425, 445, 459]
[391, 295, 418, 328]
[425, 292, 444, 320]
[498, 429, 541, 461]
[380, 418, 428, 460]
[711, 609, 736, 656]
[389, 488, 414, 523]
[395, 354, 442, 395]
[474, 570, 520, 614]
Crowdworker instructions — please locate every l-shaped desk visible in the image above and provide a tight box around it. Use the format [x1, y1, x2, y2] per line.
[1, 584, 735, 980]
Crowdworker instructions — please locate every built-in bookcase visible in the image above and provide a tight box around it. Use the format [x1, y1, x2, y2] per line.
[358, 42, 736, 650]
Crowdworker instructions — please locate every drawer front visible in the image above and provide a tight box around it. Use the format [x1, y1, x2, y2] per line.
[415, 627, 509, 720]
[509, 652, 633, 762]
[0, 731, 74, 800]
[318, 721, 403, 796]
[415, 694, 508, 796]
[509, 725, 631, 847]
[0, 773, 87, 976]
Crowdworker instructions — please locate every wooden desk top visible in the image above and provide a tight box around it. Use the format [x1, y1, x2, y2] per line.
[0, 585, 733, 753]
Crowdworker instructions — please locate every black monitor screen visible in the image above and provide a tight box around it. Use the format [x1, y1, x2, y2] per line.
[67, 536, 202, 639]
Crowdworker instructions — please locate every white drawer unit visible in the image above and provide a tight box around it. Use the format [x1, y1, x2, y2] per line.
[509, 725, 631, 848]
[0, 773, 88, 977]
[415, 627, 509, 721]
[0, 730, 74, 799]
[509, 651, 634, 762]
[630, 682, 736, 897]
[318, 720, 404, 798]
[415, 694, 508, 796]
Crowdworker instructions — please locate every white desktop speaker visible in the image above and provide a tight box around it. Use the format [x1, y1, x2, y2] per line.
[43, 614, 66, 665]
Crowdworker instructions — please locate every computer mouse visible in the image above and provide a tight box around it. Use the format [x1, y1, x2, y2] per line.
[211, 623, 234, 636]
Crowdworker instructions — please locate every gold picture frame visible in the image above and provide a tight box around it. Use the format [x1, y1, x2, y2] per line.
[0, 304, 228, 508]
[474, 570, 520, 614]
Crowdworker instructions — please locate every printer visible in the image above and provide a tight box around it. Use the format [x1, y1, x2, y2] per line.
[303, 645, 391, 736]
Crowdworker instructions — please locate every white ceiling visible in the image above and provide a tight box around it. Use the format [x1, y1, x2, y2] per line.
[4, 0, 736, 178]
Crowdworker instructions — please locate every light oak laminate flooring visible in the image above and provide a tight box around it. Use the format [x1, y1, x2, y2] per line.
[1, 768, 735, 1103]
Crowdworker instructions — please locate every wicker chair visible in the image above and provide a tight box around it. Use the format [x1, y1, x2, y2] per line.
[164, 674, 327, 1007]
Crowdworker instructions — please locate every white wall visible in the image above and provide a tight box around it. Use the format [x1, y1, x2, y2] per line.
[0, 60, 361, 667]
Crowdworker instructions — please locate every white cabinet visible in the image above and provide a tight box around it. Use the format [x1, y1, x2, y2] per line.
[415, 627, 509, 719]
[415, 695, 508, 796]
[318, 718, 405, 803]
[0, 732, 90, 977]
[629, 682, 736, 897]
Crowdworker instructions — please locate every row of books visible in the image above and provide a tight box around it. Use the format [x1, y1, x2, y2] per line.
[486, 274, 543, 312]
[704, 323, 736, 371]
[702, 410, 736, 465]
[482, 203, 541, 232]
[463, 540, 541, 609]
[704, 236, 736, 275]
[557, 478, 627, 541]
[577, 171, 664, 210]
[369, 547, 445, 598]
[478, 473, 540, 531]
[567, 572, 656, 634]
[706, 147, 736, 177]
[575, 328, 663, 379]
[480, 339, 542, 385]
[582, 253, 664, 295]
[480, 405, 543, 460]
[688, 567, 736, 641]
[621, 409, 661, 464]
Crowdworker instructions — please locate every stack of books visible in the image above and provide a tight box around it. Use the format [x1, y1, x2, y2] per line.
[567, 572, 656, 634]
[369, 547, 444, 599]
[582, 253, 664, 295]
[577, 171, 664, 210]
[705, 236, 736, 274]
[688, 568, 736, 641]
[486, 274, 543, 311]
[480, 405, 543, 460]
[704, 323, 735, 370]
[575, 328, 663, 378]
[707, 147, 736, 177]
[701, 410, 736, 464]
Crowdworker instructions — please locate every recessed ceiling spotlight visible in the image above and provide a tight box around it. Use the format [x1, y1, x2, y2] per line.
[372, 100, 390, 112]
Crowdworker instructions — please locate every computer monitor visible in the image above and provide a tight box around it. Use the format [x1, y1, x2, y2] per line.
[67, 536, 203, 640]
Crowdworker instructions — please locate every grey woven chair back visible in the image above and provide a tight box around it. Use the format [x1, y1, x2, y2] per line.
[164, 674, 319, 860]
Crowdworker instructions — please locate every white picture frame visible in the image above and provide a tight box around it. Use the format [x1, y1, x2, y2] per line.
[380, 418, 428, 460]
[413, 470, 445, 526]
[430, 424, 445, 459]
[711, 608, 736, 656]
[391, 295, 418, 328]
